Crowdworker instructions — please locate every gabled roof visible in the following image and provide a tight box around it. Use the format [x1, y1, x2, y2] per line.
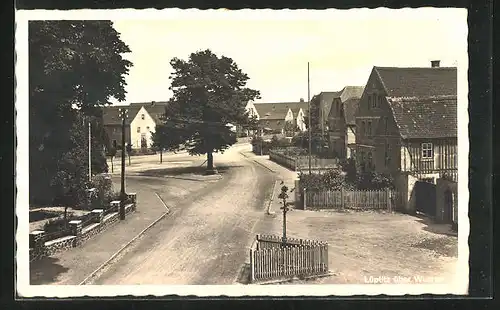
[339, 86, 365, 103]
[317, 91, 341, 121]
[253, 102, 301, 120]
[102, 101, 169, 125]
[342, 98, 361, 125]
[374, 67, 457, 97]
[387, 95, 457, 139]
[102, 105, 142, 126]
[283, 102, 309, 116]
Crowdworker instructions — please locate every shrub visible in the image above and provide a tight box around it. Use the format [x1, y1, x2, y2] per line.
[91, 173, 115, 208]
[43, 216, 75, 233]
[299, 168, 347, 191]
[339, 158, 357, 185]
[356, 171, 394, 190]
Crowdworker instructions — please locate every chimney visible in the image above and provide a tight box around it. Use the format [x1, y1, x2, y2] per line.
[431, 60, 440, 68]
[300, 98, 305, 102]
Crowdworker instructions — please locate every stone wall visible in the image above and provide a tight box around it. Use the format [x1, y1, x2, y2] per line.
[29, 196, 137, 262]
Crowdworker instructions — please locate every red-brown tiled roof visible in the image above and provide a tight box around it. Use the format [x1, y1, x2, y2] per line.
[375, 67, 457, 98]
[253, 102, 302, 120]
[387, 95, 457, 139]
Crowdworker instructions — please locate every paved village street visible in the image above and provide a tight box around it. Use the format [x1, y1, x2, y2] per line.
[30, 142, 458, 286]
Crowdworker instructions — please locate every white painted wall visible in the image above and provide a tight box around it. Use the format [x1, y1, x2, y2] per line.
[245, 102, 260, 120]
[296, 108, 307, 131]
[129, 106, 157, 149]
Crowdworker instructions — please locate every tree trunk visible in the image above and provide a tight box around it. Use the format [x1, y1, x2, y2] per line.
[111, 156, 114, 173]
[160, 149, 163, 163]
[205, 151, 217, 175]
[128, 154, 131, 166]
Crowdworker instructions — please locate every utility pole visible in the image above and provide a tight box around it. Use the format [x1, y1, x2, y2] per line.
[308, 62, 312, 175]
[88, 119, 92, 182]
[118, 108, 128, 220]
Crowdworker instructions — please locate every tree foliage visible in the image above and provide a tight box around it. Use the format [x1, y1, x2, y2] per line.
[158, 49, 260, 172]
[29, 20, 132, 206]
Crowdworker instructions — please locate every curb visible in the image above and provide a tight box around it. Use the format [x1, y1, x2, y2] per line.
[266, 180, 280, 215]
[78, 203, 171, 285]
[238, 151, 276, 174]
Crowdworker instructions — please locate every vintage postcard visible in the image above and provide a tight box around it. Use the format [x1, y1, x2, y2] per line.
[16, 8, 469, 297]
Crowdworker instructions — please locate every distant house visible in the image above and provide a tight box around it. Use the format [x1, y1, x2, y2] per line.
[354, 61, 458, 218]
[311, 91, 340, 135]
[246, 100, 308, 135]
[327, 86, 364, 159]
[102, 101, 168, 150]
[280, 99, 309, 132]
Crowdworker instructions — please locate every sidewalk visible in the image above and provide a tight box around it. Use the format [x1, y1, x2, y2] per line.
[29, 177, 204, 285]
[239, 150, 299, 214]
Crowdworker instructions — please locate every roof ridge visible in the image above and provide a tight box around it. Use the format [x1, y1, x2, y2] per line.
[374, 66, 457, 70]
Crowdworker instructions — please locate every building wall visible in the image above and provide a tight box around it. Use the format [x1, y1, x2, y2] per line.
[328, 98, 348, 159]
[400, 138, 458, 181]
[104, 125, 131, 149]
[129, 106, 157, 149]
[346, 126, 356, 158]
[259, 119, 285, 134]
[355, 69, 395, 172]
[295, 109, 307, 131]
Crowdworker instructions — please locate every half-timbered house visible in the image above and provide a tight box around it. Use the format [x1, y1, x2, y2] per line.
[354, 61, 458, 219]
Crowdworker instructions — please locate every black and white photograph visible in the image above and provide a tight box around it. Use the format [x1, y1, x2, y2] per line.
[15, 8, 469, 297]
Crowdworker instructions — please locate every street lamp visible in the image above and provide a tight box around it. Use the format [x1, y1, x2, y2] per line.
[118, 108, 128, 220]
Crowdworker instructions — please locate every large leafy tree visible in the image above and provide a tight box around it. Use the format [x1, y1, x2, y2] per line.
[159, 49, 260, 173]
[29, 21, 132, 206]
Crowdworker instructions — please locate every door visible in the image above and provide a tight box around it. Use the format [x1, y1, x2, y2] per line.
[140, 133, 147, 149]
[414, 179, 437, 217]
[443, 189, 454, 223]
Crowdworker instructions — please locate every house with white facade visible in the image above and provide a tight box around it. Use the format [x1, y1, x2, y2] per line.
[245, 99, 308, 135]
[102, 101, 168, 151]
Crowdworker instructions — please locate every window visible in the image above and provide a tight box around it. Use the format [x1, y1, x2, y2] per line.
[146, 126, 150, 131]
[367, 121, 372, 135]
[372, 94, 377, 108]
[422, 143, 433, 159]
[361, 121, 365, 135]
[137, 127, 141, 133]
[367, 96, 372, 110]
[112, 140, 117, 149]
[141, 114, 145, 120]
[378, 96, 383, 107]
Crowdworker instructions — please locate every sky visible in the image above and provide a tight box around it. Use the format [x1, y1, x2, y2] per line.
[109, 8, 467, 105]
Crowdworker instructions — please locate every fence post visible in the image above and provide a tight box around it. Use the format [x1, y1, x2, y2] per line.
[303, 188, 307, 210]
[69, 220, 83, 246]
[340, 188, 345, 210]
[91, 209, 104, 223]
[249, 247, 255, 283]
[386, 188, 391, 212]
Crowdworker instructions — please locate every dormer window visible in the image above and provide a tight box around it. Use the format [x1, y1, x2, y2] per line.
[367, 96, 372, 110]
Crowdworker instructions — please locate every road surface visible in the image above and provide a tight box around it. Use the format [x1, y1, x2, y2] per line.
[92, 144, 278, 285]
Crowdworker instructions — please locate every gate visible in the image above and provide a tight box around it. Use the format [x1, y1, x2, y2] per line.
[414, 179, 436, 217]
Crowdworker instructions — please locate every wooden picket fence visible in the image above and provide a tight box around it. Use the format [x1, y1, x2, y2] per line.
[249, 234, 329, 283]
[269, 149, 339, 171]
[304, 188, 397, 211]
